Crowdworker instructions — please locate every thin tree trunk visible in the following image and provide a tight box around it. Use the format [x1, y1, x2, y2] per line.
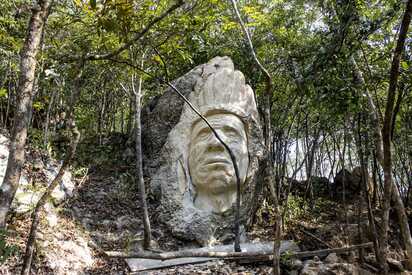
[43, 85, 58, 150]
[372, 151, 379, 206]
[21, 62, 83, 275]
[120, 103, 124, 134]
[356, 114, 384, 269]
[228, 0, 280, 272]
[132, 52, 152, 249]
[381, 0, 412, 270]
[352, 14, 412, 267]
[304, 130, 319, 206]
[0, 0, 52, 228]
[127, 97, 134, 135]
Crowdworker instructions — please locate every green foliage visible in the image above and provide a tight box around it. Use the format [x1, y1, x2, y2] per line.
[0, 0, 409, 193]
[0, 229, 18, 264]
[284, 195, 306, 225]
[0, 88, 7, 98]
[27, 129, 45, 150]
[90, 0, 96, 10]
[32, 101, 44, 111]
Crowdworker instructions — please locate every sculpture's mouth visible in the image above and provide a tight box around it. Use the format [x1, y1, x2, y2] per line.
[203, 157, 231, 165]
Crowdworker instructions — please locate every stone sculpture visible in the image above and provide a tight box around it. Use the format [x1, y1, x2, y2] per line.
[142, 56, 264, 245]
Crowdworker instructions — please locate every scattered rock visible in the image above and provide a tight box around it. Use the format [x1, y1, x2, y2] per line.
[32, 159, 44, 170]
[44, 203, 59, 227]
[12, 191, 41, 213]
[387, 257, 404, 272]
[324, 252, 340, 264]
[301, 259, 320, 275]
[43, 238, 94, 274]
[301, 259, 359, 275]
[81, 218, 93, 230]
[289, 258, 303, 270]
[46, 162, 74, 203]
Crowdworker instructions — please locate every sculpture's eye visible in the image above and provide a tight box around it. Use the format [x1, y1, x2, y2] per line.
[223, 126, 239, 138]
[197, 128, 211, 139]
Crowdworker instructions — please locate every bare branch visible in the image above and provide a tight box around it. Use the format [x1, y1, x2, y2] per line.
[105, 242, 373, 260]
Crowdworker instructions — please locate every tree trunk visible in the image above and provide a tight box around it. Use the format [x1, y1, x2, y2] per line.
[380, 0, 412, 270]
[0, 0, 52, 228]
[21, 63, 83, 275]
[228, 0, 281, 272]
[132, 53, 152, 249]
[356, 114, 384, 269]
[43, 85, 58, 150]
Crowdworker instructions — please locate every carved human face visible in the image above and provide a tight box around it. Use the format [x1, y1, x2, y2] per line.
[188, 113, 249, 195]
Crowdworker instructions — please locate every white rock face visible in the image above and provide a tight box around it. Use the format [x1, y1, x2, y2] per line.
[143, 57, 264, 245]
[38, 235, 94, 274]
[0, 134, 74, 213]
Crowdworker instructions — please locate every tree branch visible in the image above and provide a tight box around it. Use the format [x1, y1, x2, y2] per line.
[105, 242, 373, 260]
[64, 1, 184, 62]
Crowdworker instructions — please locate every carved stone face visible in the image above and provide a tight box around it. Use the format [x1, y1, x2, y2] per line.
[188, 113, 249, 212]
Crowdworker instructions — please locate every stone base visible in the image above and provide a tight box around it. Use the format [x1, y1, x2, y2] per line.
[126, 240, 299, 272]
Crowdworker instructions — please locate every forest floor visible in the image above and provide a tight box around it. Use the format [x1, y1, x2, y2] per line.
[1, 139, 410, 274]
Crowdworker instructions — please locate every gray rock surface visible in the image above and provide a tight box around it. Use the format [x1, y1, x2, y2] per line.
[0, 134, 74, 213]
[324, 253, 340, 264]
[37, 231, 94, 274]
[141, 57, 264, 245]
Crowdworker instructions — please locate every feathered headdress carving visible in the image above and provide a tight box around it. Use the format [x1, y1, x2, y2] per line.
[192, 56, 258, 123]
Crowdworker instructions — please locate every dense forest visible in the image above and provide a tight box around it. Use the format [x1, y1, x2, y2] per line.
[0, 0, 411, 274]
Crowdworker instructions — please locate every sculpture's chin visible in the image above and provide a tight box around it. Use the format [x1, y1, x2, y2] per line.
[194, 173, 236, 194]
[193, 187, 237, 214]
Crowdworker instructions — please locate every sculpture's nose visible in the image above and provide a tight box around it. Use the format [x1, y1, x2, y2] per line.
[207, 133, 225, 152]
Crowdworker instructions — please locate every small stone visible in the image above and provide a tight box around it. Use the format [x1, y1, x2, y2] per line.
[44, 203, 58, 227]
[33, 159, 44, 170]
[387, 258, 404, 272]
[324, 253, 339, 264]
[81, 218, 93, 230]
[102, 219, 112, 227]
[301, 260, 321, 275]
[116, 215, 130, 230]
[36, 231, 44, 240]
[290, 259, 303, 270]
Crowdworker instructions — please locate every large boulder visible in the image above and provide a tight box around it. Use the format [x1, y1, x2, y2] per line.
[332, 169, 357, 200]
[332, 167, 374, 200]
[288, 176, 331, 198]
[141, 57, 264, 245]
[351, 166, 374, 196]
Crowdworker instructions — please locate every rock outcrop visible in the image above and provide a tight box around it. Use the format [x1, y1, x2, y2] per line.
[0, 133, 74, 213]
[332, 167, 374, 200]
[141, 57, 264, 246]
